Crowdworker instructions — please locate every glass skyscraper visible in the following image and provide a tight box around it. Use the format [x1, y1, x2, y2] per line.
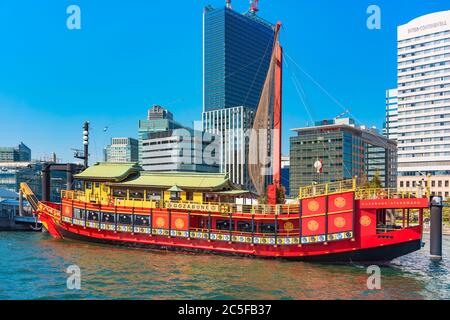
[203, 6, 275, 112]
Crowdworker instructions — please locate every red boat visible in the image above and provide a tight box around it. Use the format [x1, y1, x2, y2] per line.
[19, 20, 429, 263]
[20, 164, 428, 263]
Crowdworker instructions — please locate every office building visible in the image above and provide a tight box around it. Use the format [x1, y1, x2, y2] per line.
[140, 106, 219, 173]
[397, 10, 450, 197]
[138, 105, 185, 164]
[0, 143, 31, 162]
[104, 138, 139, 163]
[290, 118, 398, 193]
[202, 5, 276, 190]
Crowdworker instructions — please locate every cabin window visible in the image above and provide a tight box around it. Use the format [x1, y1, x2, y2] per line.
[215, 220, 235, 231]
[102, 213, 116, 224]
[129, 190, 144, 200]
[113, 189, 127, 198]
[134, 215, 150, 226]
[260, 223, 276, 234]
[85, 182, 92, 190]
[95, 182, 100, 188]
[186, 192, 193, 201]
[87, 211, 100, 221]
[118, 214, 132, 225]
[73, 208, 86, 220]
[146, 191, 161, 201]
[237, 221, 254, 233]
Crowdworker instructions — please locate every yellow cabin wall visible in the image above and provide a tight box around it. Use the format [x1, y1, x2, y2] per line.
[81, 182, 206, 207]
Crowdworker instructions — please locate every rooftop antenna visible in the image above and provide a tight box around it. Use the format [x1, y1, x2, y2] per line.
[249, 0, 259, 14]
[226, 0, 232, 9]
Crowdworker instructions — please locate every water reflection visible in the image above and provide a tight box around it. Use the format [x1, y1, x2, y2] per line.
[0, 232, 448, 300]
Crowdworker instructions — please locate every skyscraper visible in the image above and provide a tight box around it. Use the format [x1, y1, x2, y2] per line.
[202, 4, 276, 190]
[397, 10, 450, 198]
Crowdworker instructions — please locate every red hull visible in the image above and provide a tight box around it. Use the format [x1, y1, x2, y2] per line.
[36, 198, 425, 263]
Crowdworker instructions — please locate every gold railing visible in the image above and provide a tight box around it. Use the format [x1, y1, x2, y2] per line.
[299, 178, 429, 200]
[61, 190, 301, 215]
[355, 188, 428, 200]
[299, 179, 356, 199]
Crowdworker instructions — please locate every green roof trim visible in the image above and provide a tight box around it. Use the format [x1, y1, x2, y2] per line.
[74, 162, 141, 182]
[108, 171, 238, 191]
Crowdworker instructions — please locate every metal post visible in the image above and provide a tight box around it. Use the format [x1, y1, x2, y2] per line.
[66, 164, 74, 190]
[208, 211, 211, 240]
[251, 214, 255, 245]
[188, 211, 191, 239]
[168, 209, 172, 237]
[229, 211, 233, 242]
[42, 164, 51, 202]
[430, 196, 443, 260]
[83, 122, 90, 169]
[19, 190, 24, 217]
[299, 200, 303, 245]
[149, 207, 153, 236]
[274, 213, 278, 246]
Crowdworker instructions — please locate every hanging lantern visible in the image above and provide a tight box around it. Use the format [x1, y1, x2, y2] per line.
[314, 160, 323, 174]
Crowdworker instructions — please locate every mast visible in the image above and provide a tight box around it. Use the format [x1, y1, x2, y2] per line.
[273, 23, 282, 188]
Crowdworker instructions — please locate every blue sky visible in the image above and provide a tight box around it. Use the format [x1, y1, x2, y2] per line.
[0, 0, 449, 163]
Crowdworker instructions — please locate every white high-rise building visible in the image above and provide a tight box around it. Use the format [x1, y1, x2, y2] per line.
[397, 10, 450, 198]
[384, 88, 399, 141]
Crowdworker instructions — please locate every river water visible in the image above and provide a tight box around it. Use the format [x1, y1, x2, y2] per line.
[0, 232, 448, 300]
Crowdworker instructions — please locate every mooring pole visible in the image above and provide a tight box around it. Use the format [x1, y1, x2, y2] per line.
[430, 196, 443, 261]
[42, 163, 51, 202]
[19, 190, 24, 217]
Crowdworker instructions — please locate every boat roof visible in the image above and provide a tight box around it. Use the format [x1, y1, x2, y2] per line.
[74, 162, 245, 192]
[74, 162, 141, 182]
[108, 171, 240, 192]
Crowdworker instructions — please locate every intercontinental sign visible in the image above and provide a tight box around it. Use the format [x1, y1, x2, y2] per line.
[408, 20, 447, 34]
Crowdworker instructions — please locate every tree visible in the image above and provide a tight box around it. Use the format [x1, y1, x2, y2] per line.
[369, 171, 383, 189]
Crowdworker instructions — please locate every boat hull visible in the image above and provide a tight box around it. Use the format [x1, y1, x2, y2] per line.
[45, 215, 423, 263]
[56, 224, 422, 263]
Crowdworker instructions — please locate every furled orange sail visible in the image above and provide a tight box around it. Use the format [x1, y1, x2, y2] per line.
[248, 22, 282, 196]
